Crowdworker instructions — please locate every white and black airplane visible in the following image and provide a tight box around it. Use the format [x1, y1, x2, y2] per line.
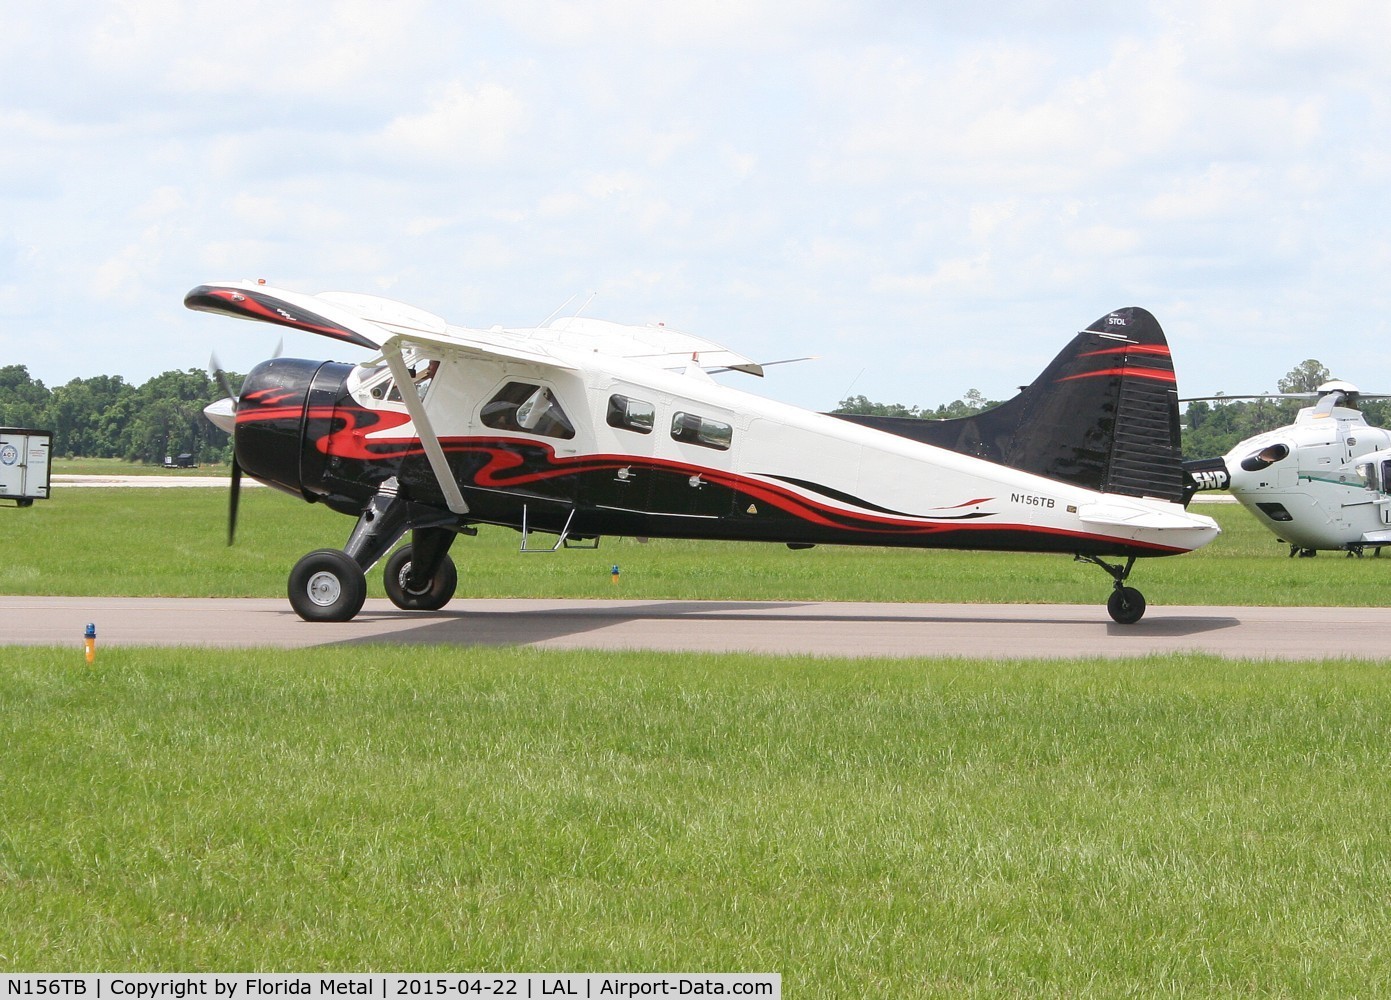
[187, 281, 1219, 624]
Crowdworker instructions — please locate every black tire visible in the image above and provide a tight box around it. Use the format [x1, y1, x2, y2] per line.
[383, 546, 458, 611]
[1106, 586, 1146, 625]
[287, 549, 368, 622]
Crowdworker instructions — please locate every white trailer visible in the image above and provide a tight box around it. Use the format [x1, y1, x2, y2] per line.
[0, 428, 52, 506]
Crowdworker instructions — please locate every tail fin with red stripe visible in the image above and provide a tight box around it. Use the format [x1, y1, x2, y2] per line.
[830, 307, 1186, 502]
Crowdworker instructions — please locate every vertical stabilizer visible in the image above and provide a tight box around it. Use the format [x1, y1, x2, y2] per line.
[831, 308, 1185, 502]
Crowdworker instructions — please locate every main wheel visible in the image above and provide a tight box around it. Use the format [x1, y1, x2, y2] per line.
[288, 549, 368, 622]
[1106, 586, 1146, 625]
[383, 546, 458, 611]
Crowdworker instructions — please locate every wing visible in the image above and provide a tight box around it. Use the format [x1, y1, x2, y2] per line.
[184, 281, 576, 370]
[529, 315, 765, 374]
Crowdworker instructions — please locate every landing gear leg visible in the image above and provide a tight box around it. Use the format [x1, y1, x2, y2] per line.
[1076, 554, 1146, 624]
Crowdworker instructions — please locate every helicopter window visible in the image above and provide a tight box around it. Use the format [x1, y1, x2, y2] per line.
[671, 411, 732, 451]
[1240, 442, 1290, 472]
[607, 394, 655, 434]
[1357, 463, 1378, 491]
[1255, 502, 1293, 522]
[480, 381, 575, 439]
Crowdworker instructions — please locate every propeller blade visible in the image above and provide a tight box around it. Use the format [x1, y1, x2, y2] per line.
[228, 457, 241, 546]
[205, 353, 244, 545]
[208, 352, 239, 401]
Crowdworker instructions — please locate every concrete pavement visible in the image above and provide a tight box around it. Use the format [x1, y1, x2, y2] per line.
[2, 595, 1383, 660]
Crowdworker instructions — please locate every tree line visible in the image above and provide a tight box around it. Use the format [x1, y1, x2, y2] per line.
[831, 360, 1387, 461]
[0, 364, 234, 465]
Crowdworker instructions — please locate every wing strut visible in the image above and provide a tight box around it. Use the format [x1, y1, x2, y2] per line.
[382, 340, 470, 515]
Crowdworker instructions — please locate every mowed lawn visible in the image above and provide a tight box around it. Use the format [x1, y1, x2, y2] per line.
[2, 646, 1389, 995]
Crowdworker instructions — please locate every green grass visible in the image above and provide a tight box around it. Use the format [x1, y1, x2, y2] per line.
[0, 488, 1383, 606]
[2, 646, 1389, 994]
[50, 457, 232, 476]
[7, 491, 1391, 989]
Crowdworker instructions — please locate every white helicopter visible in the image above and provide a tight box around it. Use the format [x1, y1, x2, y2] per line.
[1183, 381, 1391, 556]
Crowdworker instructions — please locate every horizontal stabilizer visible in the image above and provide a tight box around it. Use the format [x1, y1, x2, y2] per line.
[1077, 501, 1205, 531]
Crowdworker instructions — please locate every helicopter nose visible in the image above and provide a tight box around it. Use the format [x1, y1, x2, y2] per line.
[204, 396, 236, 434]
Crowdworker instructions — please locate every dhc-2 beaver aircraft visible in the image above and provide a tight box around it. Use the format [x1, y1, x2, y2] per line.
[186, 281, 1219, 624]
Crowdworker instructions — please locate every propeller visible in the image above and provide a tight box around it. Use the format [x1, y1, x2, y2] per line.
[206, 352, 242, 545]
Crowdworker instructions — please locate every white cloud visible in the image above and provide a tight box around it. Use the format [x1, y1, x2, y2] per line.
[484, 0, 848, 48]
[378, 80, 530, 164]
[2, 0, 1391, 410]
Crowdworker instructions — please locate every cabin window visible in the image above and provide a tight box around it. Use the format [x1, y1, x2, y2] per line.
[481, 382, 575, 439]
[1358, 462, 1380, 491]
[671, 411, 732, 451]
[607, 394, 655, 434]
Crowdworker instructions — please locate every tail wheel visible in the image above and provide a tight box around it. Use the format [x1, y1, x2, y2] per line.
[383, 546, 458, 611]
[1107, 586, 1146, 625]
[288, 549, 368, 622]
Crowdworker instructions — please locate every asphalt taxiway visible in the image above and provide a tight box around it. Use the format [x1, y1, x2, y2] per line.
[2, 596, 1384, 659]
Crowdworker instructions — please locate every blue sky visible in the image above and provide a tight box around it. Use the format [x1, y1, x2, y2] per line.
[4, 1, 1390, 411]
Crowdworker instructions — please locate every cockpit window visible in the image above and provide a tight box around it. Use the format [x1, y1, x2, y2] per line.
[359, 359, 438, 404]
[481, 382, 575, 439]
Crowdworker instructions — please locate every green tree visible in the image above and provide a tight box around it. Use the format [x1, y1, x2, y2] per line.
[47, 375, 134, 457]
[833, 389, 1001, 419]
[1278, 359, 1332, 393]
[121, 369, 229, 464]
[833, 394, 920, 417]
[928, 388, 1000, 418]
[0, 365, 50, 429]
